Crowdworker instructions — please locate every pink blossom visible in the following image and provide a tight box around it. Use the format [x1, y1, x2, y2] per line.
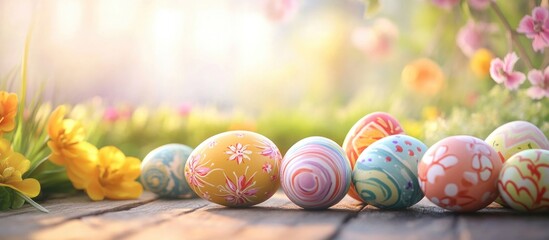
[517, 7, 549, 52]
[432, 0, 459, 9]
[103, 107, 120, 122]
[526, 67, 549, 99]
[220, 173, 258, 205]
[185, 155, 211, 187]
[456, 21, 496, 57]
[468, 0, 492, 11]
[178, 102, 192, 117]
[262, 163, 272, 173]
[225, 143, 252, 164]
[265, 0, 298, 22]
[352, 18, 399, 58]
[489, 52, 526, 90]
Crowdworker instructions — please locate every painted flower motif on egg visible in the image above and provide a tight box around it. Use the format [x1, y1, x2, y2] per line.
[418, 136, 502, 212]
[342, 112, 404, 202]
[184, 131, 282, 207]
[281, 137, 352, 209]
[141, 144, 196, 198]
[353, 135, 427, 209]
[498, 149, 549, 211]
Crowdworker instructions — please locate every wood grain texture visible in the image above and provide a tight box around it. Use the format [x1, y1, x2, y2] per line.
[0, 192, 156, 239]
[2, 192, 549, 240]
[125, 192, 364, 240]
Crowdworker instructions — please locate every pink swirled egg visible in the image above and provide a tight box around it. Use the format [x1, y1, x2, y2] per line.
[418, 135, 502, 212]
[280, 137, 352, 209]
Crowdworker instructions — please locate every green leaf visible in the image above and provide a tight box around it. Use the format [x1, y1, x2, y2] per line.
[362, 0, 380, 18]
[15, 191, 49, 213]
[11, 190, 25, 209]
[0, 187, 13, 211]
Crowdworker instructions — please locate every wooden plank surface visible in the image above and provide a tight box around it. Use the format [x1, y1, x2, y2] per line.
[1, 191, 549, 240]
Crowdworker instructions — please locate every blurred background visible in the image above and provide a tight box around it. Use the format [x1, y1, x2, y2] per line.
[2, 0, 425, 108]
[1, 0, 547, 157]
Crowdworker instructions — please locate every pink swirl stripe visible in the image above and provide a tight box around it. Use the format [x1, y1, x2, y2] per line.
[281, 137, 351, 209]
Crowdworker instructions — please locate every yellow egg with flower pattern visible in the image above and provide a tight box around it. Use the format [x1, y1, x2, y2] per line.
[184, 131, 282, 207]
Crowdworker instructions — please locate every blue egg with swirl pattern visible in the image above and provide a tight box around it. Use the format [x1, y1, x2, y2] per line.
[141, 144, 197, 198]
[352, 135, 426, 209]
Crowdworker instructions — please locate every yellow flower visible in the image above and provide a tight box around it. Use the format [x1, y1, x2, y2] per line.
[402, 58, 445, 96]
[470, 48, 493, 78]
[47, 106, 97, 189]
[0, 91, 18, 134]
[422, 106, 440, 121]
[401, 120, 423, 140]
[0, 138, 40, 198]
[85, 146, 143, 201]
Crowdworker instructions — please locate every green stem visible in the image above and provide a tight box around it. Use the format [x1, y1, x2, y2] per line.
[24, 154, 51, 177]
[27, 137, 49, 162]
[15, 191, 49, 213]
[490, 2, 535, 70]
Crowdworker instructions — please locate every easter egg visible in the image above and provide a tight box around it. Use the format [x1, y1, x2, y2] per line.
[485, 121, 549, 161]
[498, 149, 549, 211]
[485, 121, 549, 206]
[342, 112, 404, 202]
[418, 136, 502, 212]
[280, 137, 352, 209]
[140, 144, 196, 198]
[184, 131, 282, 207]
[353, 135, 427, 209]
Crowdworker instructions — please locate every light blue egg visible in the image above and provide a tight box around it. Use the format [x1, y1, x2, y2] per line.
[141, 144, 197, 198]
[352, 135, 427, 209]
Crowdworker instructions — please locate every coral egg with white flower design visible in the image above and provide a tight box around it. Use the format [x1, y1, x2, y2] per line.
[184, 131, 282, 207]
[418, 135, 502, 212]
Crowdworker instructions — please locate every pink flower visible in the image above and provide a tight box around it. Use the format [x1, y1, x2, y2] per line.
[456, 21, 496, 57]
[432, 0, 459, 9]
[265, 0, 298, 22]
[489, 52, 526, 90]
[352, 18, 399, 58]
[185, 155, 211, 187]
[527, 67, 549, 99]
[517, 7, 549, 52]
[219, 173, 258, 205]
[225, 143, 252, 164]
[256, 139, 282, 161]
[178, 102, 192, 117]
[103, 107, 120, 122]
[262, 163, 272, 173]
[468, 0, 492, 11]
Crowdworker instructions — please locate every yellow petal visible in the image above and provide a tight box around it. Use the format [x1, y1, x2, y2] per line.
[121, 157, 141, 180]
[85, 179, 105, 201]
[8, 152, 30, 174]
[65, 158, 99, 189]
[104, 181, 143, 200]
[1, 178, 41, 198]
[66, 166, 90, 189]
[48, 151, 66, 166]
[47, 106, 66, 139]
[0, 121, 15, 132]
[98, 146, 125, 167]
[0, 138, 13, 154]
